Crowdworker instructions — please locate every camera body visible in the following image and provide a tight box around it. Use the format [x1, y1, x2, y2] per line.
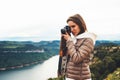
[61, 26, 71, 35]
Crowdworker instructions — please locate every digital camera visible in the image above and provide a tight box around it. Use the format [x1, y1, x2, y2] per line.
[61, 26, 71, 35]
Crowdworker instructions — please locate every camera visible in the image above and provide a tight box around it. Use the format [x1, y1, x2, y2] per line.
[61, 26, 71, 35]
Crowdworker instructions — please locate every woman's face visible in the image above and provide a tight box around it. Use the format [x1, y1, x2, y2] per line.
[68, 21, 80, 36]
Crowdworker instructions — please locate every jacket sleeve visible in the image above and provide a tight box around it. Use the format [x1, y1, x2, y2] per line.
[66, 38, 94, 64]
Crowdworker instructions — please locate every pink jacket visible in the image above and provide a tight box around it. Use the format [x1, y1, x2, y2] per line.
[65, 32, 96, 80]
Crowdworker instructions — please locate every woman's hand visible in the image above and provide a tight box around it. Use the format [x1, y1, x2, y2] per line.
[62, 32, 71, 41]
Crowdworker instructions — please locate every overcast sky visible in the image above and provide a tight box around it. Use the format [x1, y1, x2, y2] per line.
[0, 0, 120, 41]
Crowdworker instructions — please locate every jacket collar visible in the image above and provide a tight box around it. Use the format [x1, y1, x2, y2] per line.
[71, 31, 97, 45]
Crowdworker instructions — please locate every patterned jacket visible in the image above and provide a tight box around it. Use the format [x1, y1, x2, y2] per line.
[65, 32, 96, 80]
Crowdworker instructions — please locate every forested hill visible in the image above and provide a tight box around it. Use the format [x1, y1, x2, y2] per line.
[0, 40, 60, 70]
[95, 40, 120, 46]
[91, 40, 120, 80]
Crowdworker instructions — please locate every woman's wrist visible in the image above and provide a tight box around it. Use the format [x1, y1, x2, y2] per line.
[67, 37, 72, 42]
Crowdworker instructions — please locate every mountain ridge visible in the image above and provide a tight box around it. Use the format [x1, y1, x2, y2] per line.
[0, 33, 120, 41]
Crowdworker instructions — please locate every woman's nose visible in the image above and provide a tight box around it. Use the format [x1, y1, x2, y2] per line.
[71, 28, 74, 32]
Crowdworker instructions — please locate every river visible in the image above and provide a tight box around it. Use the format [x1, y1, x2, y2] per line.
[0, 55, 59, 80]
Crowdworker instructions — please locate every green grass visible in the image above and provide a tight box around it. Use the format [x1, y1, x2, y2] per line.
[105, 68, 120, 80]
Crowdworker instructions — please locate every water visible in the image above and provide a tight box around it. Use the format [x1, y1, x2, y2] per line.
[0, 55, 59, 80]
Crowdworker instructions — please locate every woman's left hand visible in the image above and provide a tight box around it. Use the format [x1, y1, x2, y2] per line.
[62, 32, 71, 41]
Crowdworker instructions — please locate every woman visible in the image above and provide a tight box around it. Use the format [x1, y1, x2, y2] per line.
[58, 14, 97, 80]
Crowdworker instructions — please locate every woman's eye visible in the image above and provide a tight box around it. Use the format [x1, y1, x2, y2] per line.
[71, 25, 75, 28]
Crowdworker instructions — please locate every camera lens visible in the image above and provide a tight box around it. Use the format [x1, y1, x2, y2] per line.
[65, 26, 71, 33]
[61, 29, 66, 34]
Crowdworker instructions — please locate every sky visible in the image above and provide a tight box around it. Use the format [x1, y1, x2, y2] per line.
[0, 0, 120, 41]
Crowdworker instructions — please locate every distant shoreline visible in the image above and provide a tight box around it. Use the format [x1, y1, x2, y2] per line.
[0, 60, 43, 71]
